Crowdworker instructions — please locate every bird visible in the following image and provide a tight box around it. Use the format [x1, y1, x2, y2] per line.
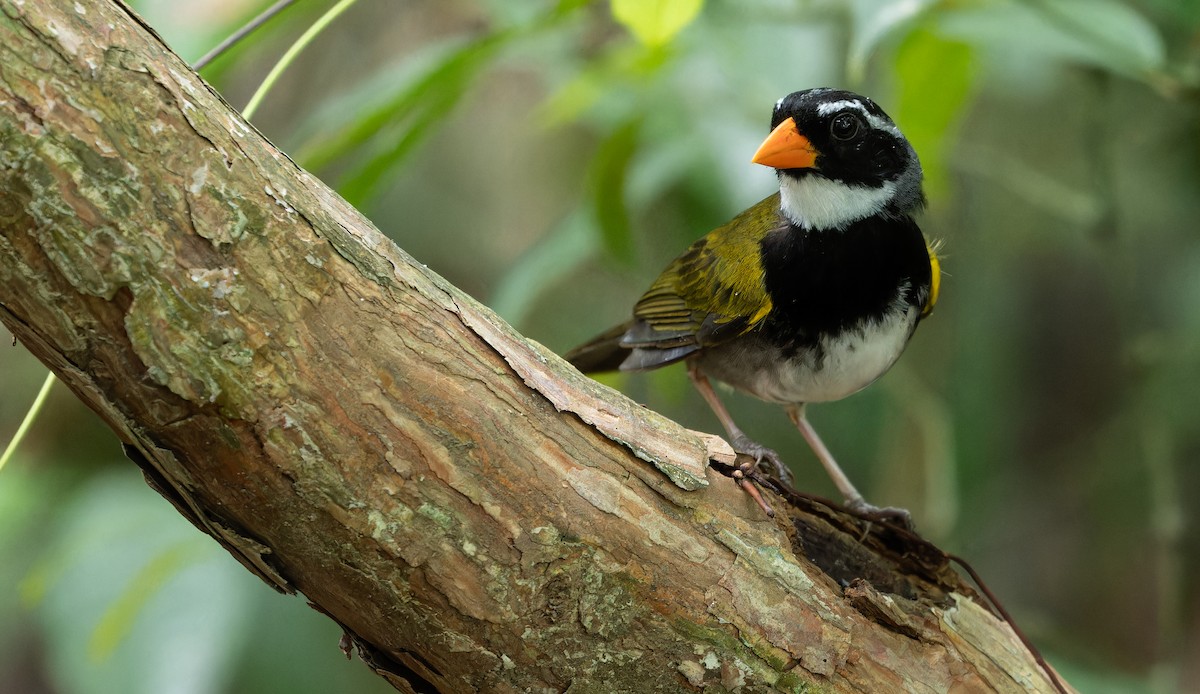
[564, 88, 941, 522]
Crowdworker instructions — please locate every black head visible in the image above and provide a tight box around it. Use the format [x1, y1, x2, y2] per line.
[754, 88, 924, 219]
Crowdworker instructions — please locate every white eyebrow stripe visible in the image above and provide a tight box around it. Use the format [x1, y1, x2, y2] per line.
[864, 113, 902, 138]
[816, 99, 867, 116]
[815, 98, 902, 138]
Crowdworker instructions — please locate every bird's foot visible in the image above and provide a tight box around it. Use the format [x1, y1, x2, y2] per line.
[729, 434, 794, 485]
[845, 497, 915, 531]
[730, 466, 775, 518]
[722, 435, 796, 519]
[711, 436, 785, 518]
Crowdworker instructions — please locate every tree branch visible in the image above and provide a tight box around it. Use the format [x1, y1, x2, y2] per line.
[0, 0, 1067, 691]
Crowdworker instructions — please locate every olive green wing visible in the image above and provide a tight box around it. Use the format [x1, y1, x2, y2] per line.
[618, 194, 784, 370]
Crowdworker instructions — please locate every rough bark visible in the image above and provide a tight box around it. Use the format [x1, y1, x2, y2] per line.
[0, 1, 1068, 692]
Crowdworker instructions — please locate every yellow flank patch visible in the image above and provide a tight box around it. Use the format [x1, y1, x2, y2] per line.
[747, 300, 773, 329]
[923, 238, 942, 317]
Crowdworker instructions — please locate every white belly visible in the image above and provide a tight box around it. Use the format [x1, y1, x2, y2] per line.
[698, 306, 919, 405]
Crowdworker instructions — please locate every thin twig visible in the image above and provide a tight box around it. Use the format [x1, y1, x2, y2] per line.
[948, 554, 1070, 694]
[0, 371, 56, 474]
[241, 0, 363, 119]
[192, 0, 300, 71]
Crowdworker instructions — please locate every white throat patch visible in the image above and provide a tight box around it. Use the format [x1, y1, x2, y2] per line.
[778, 175, 896, 230]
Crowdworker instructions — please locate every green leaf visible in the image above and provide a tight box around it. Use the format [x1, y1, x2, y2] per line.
[29, 470, 255, 694]
[293, 0, 594, 176]
[589, 118, 642, 264]
[490, 210, 598, 328]
[847, 0, 937, 83]
[937, 0, 1165, 78]
[297, 34, 505, 176]
[894, 28, 976, 200]
[538, 43, 670, 128]
[1033, 0, 1165, 72]
[297, 0, 591, 206]
[610, 0, 703, 47]
[87, 540, 209, 663]
[335, 85, 474, 207]
[540, 70, 607, 128]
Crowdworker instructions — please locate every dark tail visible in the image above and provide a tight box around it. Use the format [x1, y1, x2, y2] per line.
[563, 322, 631, 374]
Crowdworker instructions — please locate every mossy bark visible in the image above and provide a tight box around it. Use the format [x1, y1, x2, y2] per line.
[0, 1, 1069, 692]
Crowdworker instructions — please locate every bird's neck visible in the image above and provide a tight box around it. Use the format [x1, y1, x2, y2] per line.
[777, 174, 898, 231]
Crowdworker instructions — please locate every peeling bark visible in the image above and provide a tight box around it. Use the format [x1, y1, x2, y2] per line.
[0, 1, 1071, 692]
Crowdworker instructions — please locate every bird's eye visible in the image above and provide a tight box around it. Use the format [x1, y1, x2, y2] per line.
[830, 113, 861, 141]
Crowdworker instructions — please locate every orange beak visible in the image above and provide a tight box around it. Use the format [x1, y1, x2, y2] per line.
[751, 117, 818, 169]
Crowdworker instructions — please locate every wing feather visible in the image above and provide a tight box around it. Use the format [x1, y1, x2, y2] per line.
[617, 194, 783, 370]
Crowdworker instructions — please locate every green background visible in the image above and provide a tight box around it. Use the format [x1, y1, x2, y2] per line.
[1, 0, 1197, 691]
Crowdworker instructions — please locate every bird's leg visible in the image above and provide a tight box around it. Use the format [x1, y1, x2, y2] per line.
[686, 362, 794, 493]
[688, 366, 775, 517]
[785, 403, 912, 528]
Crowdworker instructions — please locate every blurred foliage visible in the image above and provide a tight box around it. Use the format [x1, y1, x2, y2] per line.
[3, 0, 1200, 691]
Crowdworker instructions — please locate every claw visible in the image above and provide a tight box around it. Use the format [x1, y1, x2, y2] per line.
[729, 434, 794, 485]
[845, 497, 915, 531]
[732, 468, 775, 517]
